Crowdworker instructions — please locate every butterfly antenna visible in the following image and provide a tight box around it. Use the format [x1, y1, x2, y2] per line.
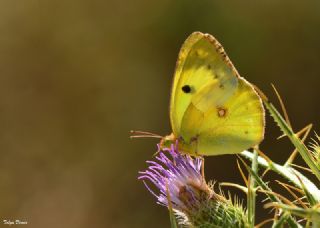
[130, 130, 163, 139]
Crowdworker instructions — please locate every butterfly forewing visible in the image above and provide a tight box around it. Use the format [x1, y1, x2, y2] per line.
[170, 32, 238, 135]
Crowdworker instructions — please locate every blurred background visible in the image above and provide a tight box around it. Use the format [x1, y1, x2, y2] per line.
[0, 0, 319, 227]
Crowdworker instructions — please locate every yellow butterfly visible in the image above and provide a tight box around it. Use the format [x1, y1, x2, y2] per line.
[160, 32, 265, 156]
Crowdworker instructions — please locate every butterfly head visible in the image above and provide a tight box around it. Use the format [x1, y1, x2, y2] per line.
[159, 133, 176, 150]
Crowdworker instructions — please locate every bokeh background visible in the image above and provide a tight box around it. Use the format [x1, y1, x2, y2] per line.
[0, 0, 319, 227]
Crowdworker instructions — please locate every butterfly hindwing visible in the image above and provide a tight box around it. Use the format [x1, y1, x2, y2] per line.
[179, 78, 264, 155]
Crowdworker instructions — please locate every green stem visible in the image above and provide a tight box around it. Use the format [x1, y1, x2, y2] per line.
[239, 155, 302, 228]
[247, 149, 258, 227]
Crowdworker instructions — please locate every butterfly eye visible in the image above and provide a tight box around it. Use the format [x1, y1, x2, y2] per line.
[182, 85, 192, 93]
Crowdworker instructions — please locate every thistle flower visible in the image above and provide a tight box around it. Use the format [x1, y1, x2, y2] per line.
[139, 144, 248, 227]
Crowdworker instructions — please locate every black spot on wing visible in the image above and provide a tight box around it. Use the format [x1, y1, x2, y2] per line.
[182, 85, 192, 93]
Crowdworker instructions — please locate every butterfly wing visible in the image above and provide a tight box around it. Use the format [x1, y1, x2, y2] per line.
[170, 32, 239, 136]
[170, 32, 265, 156]
[179, 78, 265, 156]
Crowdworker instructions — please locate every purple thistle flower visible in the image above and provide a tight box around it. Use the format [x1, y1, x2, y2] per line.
[138, 143, 249, 227]
[138, 143, 211, 212]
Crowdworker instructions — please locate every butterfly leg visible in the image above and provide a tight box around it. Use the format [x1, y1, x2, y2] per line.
[200, 156, 205, 181]
[189, 134, 200, 156]
[188, 135, 205, 180]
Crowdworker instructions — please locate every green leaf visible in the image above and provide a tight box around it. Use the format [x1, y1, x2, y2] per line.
[272, 203, 320, 221]
[264, 101, 320, 181]
[241, 151, 320, 203]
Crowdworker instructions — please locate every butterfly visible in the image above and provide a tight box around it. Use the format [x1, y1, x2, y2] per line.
[132, 32, 265, 156]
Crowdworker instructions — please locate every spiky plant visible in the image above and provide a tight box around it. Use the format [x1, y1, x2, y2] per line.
[138, 87, 320, 227]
